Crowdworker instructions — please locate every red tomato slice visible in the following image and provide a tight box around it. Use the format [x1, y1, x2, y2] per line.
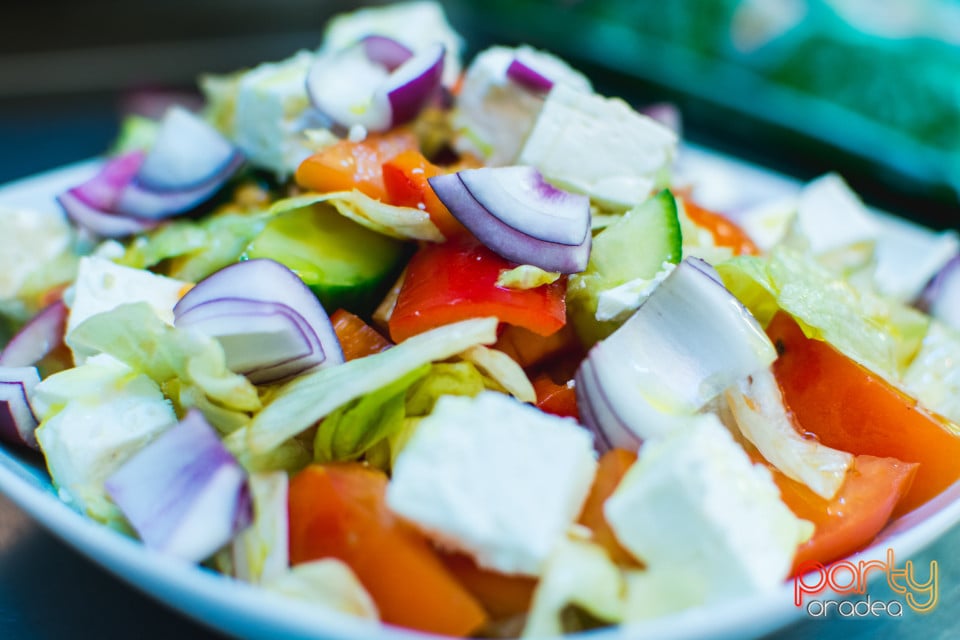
[330, 309, 392, 361]
[382, 149, 467, 239]
[770, 454, 918, 575]
[288, 463, 487, 637]
[576, 448, 640, 567]
[388, 236, 567, 343]
[768, 311, 960, 516]
[682, 198, 759, 256]
[295, 130, 418, 200]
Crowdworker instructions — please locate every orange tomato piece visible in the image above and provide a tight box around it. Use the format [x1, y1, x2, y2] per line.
[771, 455, 917, 575]
[576, 448, 640, 567]
[439, 552, 537, 620]
[382, 149, 468, 239]
[494, 323, 580, 370]
[682, 198, 759, 256]
[768, 311, 960, 517]
[330, 309, 392, 361]
[532, 374, 579, 420]
[295, 129, 418, 200]
[288, 464, 488, 637]
[388, 236, 567, 343]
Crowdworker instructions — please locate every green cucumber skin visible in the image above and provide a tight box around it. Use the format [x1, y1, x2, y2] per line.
[568, 190, 683, 347]
[245, 204, 411, 317]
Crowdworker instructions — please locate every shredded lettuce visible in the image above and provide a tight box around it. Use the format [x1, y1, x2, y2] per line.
[66, 302, 261, 415]
[522, 537, 625, 637]
[270, 191, 444, 242]
[232, 472, 289, 585]
[405, 362, 487, 417]
[314, 364, 431, 462]
[718, 247, 929, 380]
[247, 317, 498, 454]
[117, 210, 272, 282]
[110, 115, 159, 154]
[902, 321, 960, 427]
[459, 345, 536, 403]
[263, 559, 380, 621]
[496, 265, 561, 290]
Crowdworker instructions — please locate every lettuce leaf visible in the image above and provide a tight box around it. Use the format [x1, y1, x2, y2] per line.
[263, 559, 379, 620]
[718, 247, 929, 380]
[117, 210, 272, 282]
[314, 364, 430, 462]
[270, 191, 443, 242]
[67, 302, 261, 414]
[246, 317, 498, 454]
[231, 472, 289, 585]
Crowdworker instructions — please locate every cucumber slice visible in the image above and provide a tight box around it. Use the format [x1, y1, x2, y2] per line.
[244, 204, 410, 316]
[568, 190, 683, 346]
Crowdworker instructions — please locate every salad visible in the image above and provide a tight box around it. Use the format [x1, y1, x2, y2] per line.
[2, 1, 960, 638]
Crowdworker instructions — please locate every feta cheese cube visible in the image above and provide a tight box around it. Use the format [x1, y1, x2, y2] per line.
[0, 205, 72, 300]
[34, 355, 177, 517]
[232, 51, 317, 177]
[519, 84, 677, 209]
[386, 392, 597, 576]
[605, 414, 805, 598]
[793, 173, 880, 256]
[453, 45, 591, 165]
[66, 256, 190, 362]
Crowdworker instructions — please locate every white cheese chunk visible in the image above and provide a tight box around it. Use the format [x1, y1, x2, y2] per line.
[0, 205, 72, 300]
[605, 414, 805, 599]
[233, 50, 317, 177]
[453, 45, 591, 165]
[791, 173, 880, 259]
[386, 392, 597, 576]
[519, 84, 677, 209]
[65, 257, 190, 362]
[34, 355, 177, 516]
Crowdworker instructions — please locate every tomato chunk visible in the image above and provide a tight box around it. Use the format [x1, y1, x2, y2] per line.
[771, 455, 917, 575]
[388, 236, 567, 342]
[682, 198, 759, 256]
[382, 150, 468, 239]
[533, 374, 579, 420]
[439, 552, 537, 620]
[576, 448, 640, 566]
[330, 309, 392, 361]
[295, 130, 418, 200]
[288, 464, 487, 636]
[768, 311, 960, 516]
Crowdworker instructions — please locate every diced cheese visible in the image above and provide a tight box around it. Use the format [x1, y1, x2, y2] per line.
[386, 392, 597, 576]
[0, 205, 72, 300]
[65, 256, 190, 362]
[519, 84, 677, 209]
[453, 45, 591, 165]
[873, 219, 959, 302]
[233, 51, 318, 177]
[321, 1, 464, 87]
[605, 414, 806, 599]
[34, 355, 177, 517]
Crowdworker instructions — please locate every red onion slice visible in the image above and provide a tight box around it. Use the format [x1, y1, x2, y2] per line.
[175, 298, 324, 385]
[73, 150, 145, 211]
[306, 40, 444, 132]
[58, 190, 161, 238]
[105, 410, 252, 562]
[174, 259, 343, 380]
[361, 34, 414, 71]
[0, 367, 41, 450]
[117, 107, 244, 220]
[506, 55, 554, 93]
[576, 257, 777, 445]
[378, 41, 445, 126]
[0, 300, 68, 369]
[918, 254, 960, 331]
[429, 171, 590, 273]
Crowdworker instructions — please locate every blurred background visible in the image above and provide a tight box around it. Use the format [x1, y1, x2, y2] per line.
[1, 0, 959, 229]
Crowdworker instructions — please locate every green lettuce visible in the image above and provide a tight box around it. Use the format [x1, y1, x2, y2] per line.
[314, 364, 430, 463]
[718, 246, 929, 380]
[66, 302, 261, 415]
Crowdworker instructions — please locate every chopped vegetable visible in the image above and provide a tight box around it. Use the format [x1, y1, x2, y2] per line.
[330, 309, 392, 361]
[389, 236, 566, 342]
[381, 149, 467, 238]
[288, 463, 487, 636]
